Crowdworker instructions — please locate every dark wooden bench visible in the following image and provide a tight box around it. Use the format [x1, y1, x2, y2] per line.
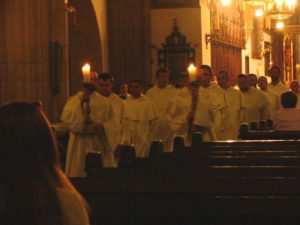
[111, 140, 300, 172]
[239, 122, 300, 140]
[71, 175, 300, 225]
[73, 139, 300, 225]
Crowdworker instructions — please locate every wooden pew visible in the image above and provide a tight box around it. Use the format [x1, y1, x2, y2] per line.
[72, 138, 300, 225]
[239, 122, 300, 140]
[86, 139, 300, 177]
[71, 176, 300, 225]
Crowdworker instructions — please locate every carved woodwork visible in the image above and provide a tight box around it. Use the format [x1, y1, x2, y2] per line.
[158, 19, 195, 82]
[210, 0, 245, 83]
[210, 0, 245, 48]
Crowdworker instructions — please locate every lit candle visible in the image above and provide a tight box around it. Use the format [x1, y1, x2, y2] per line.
[82, 63, 91, 82]
[188, 63, 197, 81]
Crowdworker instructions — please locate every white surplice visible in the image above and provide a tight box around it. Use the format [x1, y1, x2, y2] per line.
[107, 93, 128, 146]
[268, 81, 288, 98]
[146, 84, 177, 152]
[261, 90, 280, 116]
[204, 84, 228, 140]
[166, 87, 192, 148]
[240, 87, 272, 123]
[122, 95, 156, 158]
[193, 87, 223, 142]
[61, 91, 119, 177]
[223, 87, 243, 140]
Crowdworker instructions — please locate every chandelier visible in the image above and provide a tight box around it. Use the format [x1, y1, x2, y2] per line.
[265, 0, 297, 20]
[242, 0, 297, 20]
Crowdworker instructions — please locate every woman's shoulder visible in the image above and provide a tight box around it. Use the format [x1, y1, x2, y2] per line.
[57, 188, 90, 225]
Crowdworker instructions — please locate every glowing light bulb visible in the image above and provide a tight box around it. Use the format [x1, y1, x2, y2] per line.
[276, 21, 284, 29]
[255, 9, 264, 17]
[220, 0, 231, 7]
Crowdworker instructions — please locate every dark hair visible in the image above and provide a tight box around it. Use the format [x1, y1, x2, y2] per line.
[248, 73, 257, 78]
[156, 68, 169, 77]
[237, 73, 247, 79]
[281, 91, 297, 108]
[270, 66, 281, 74]
[200, 65, 213, 76]
[0, 102, 86, 225]
[98, 72, 114, 82]
[81, 82, 96, 92]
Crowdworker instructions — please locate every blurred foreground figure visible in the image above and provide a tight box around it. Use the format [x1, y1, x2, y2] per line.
[0, 102, 90, 225]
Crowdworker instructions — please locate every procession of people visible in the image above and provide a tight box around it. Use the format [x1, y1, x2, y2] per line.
[61, 64, 300, 177]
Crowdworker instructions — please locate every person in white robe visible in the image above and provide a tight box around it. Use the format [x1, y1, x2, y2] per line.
[166, 76, 222, 145]
[273, 91, 300, 130]
[248, 74, 258, 88]
[174, 72, 189, 89]
[61, 83, 119, 177]
[217, 70, 244, 140]
[146, 68, 177, 152]
[166, 81, 193, 147]
[122, 80, 156, 158]
[237, 74, 271, 124]
[118, 82, 131, 100]
[268, 66, 288, 98]
[258, 76, 280, 115]
[290, 80, 300, 108]
[97, 73, 128, 148]
[198, 65, 227, 140]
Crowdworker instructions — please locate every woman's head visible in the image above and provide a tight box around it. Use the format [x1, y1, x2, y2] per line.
[0, 102, 88, 225]
[0, 102, 59, 179]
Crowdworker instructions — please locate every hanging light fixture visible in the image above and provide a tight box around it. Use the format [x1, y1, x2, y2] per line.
[244, 0, 297, 21]
[266, 0, 297, 20]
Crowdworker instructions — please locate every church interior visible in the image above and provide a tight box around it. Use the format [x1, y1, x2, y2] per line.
[1, 0, 300, 121]
[2, 0, 300, 225]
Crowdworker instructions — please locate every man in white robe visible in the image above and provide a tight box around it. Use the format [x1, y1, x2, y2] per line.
[290, 80, 300, 108]
[146, 68, 177, 152]
[237, 74, 271, 124]
[118, 83, 131, 100]
[174, 72, 189, 89]
[166, 77, 221, 145]
[248, 74, 258, 88]
[217, 71, 244, 140]
[98, 73, 127, 148]
[123, 80, 156, 158]
[61, 83, 119, 177]
[268, 66, 288, 98]
[258, 76, 280, 115]
[198, 65, 227, 140]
